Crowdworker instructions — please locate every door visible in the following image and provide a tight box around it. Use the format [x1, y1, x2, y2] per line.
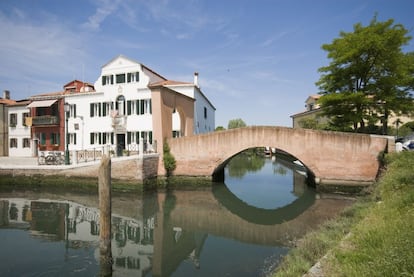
[116, 134, 125, 156]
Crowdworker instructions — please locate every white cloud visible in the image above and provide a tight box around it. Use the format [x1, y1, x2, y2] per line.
[82, 0, 121, 31]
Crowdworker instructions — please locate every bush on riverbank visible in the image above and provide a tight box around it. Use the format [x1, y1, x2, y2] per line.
[272, 151, 414, 277]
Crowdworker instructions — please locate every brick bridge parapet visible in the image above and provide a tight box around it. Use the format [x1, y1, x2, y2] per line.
[166, 126, 392, 186]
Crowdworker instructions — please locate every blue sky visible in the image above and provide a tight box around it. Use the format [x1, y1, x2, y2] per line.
[1, 0, 413, 127]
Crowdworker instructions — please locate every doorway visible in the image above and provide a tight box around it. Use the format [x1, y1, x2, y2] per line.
[116, 133, 125, 156]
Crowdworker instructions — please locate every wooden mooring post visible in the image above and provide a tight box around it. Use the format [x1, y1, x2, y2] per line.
[99, 155, 112, 276]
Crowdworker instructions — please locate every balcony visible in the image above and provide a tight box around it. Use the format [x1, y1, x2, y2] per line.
[32, 115, 59, 126]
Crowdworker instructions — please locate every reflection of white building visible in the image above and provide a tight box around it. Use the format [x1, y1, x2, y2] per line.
[65, 55, 216, 154]
[0, 198, 155, 276]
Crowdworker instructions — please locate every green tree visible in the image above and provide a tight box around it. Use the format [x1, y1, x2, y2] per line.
[163, 140, 176, 176]
[316, 16, 414, 134]
[228, 118, 247, 129]
[215, 126, 226, 131]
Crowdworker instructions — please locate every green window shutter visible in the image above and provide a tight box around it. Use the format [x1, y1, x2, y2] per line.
[149, 99, 152, 114]
[135, 72, 139, 82]
[136, 100, 140, 114]
[111, 133, 114, 144]
[140, 100, 144, 115]
[127, 73, 131, 83]
[127, 101, 132, 115]
[90, 103, 94, 117]
[136, 132, 140, 144]
[149, 131, 153, 144]
[102, 103, 105, 117]
[90, 133, 94, 144]
[102, 76, 105, 86]
[74, 105, 77, 118]
[74, 134, 77, 145]
[127, 132, 131, 144]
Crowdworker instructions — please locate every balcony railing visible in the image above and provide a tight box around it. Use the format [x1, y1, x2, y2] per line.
[32, 115, 59, 126]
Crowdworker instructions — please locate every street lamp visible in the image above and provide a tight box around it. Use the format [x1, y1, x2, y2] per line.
[64, 102, 70, 165]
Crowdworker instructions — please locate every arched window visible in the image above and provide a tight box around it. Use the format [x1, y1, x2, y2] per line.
[116, 95, 125, 115]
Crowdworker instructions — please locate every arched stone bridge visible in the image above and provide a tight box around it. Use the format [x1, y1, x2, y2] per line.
[166, 126, 394, 187]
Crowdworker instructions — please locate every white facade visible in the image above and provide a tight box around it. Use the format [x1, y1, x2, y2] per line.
[8, 103, 32, 157]
[65, 55, 215, 153]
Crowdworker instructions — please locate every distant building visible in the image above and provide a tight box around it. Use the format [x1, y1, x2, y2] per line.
[290, 95, 327, 128]
[0, 90, 15, 156]
[8, 99, 31, 156]
[291, 94, 413, 132]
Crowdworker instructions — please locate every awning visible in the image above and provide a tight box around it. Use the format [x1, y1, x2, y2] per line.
[27, 99, 57, 108]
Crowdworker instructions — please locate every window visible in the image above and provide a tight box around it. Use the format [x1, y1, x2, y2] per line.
[102, 132, 114, 144]
[22, 112, 29, 126]
[51, 133, 60, 145]
[39, 133, 46, 145]
[90, 103, 101, 117]
[10, 113, 17, 127]
[102, 75, 114, 85]
[127, 100, 137, 115]
[90, 132, 102, 145]
[140, 99, 152, 114]
[141, 131, 153, 144]
[23, 138, 30, 148]
[127, 132, 140, 144]
[116, 95, 125, 116]
[204, 107, 207, 119]
[102, 102, 113, 116]
[69, 133, 77, 145]
[69, 104, 76, 118]
[10, 138, 17, 148]
[116, 74, 126, 84]
[127, 72, 139, 83]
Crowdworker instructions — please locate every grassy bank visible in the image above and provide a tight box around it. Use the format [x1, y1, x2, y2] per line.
[272, 151, 414, 276]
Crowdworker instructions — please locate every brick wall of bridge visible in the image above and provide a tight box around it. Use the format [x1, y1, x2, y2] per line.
[167, 126, 390, 186]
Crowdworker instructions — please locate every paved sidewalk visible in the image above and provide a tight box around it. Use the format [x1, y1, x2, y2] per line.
[0, 157, 39, 167]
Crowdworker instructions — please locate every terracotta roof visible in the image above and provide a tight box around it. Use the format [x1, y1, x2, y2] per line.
[149, 80, 193, 87]
[0, 98, 16, 105]
[30, 91, 65, 99]
[7, 99, 31, 106]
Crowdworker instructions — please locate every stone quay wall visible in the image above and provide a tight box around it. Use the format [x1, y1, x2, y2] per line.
[0, 154, 159, 183]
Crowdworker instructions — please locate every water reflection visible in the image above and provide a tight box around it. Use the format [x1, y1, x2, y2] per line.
[0, 154, 353, 276]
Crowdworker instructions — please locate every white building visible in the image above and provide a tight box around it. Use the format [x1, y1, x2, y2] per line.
[65, 55, 215, 155]
[8, 100, 32, 157]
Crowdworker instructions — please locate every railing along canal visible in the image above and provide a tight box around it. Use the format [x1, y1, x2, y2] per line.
[37, 141, 157, 165]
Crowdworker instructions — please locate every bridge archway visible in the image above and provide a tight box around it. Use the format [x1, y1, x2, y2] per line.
[167, 126, 390, 186]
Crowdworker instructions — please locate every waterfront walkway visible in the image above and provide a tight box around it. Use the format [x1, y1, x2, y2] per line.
[0, 157, 38, 167]
[0, 154, 159, 182]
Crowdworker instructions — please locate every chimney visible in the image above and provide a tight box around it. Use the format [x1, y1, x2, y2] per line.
[3, 90, 10, 99]
[194, 72, 199, 88]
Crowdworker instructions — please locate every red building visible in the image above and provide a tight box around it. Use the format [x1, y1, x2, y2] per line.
[28, 80, 94, 156]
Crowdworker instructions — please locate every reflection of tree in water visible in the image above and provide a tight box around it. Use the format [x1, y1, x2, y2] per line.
[227, 149, 265, 178]
[273, 165, 287, 175]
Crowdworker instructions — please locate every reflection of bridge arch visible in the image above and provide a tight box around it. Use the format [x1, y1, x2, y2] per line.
[212, 184, 315, 225]
[167, 126, 391, 186]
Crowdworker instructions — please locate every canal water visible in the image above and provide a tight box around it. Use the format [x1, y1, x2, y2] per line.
[0, 150, 353, 276]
